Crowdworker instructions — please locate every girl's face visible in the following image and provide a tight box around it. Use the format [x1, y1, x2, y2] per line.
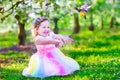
[38, 20, 50, 37]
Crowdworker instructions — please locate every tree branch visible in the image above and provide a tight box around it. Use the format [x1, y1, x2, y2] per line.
[5, 0, 24, 12]
[0, 0, 24, 22]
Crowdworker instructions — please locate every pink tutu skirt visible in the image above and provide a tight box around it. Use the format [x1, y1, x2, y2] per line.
[22, 45, 80, 78]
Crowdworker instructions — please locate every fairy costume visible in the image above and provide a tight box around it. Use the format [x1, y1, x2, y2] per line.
[22, 35, 80, 78]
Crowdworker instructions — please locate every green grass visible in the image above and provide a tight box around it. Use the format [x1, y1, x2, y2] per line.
[0, 32, 18, 48]
[0, 29, 120, 80]
[0, 30, 32, 48]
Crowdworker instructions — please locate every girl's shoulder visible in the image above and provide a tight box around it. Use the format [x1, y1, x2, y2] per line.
[35, 35, 43, 41]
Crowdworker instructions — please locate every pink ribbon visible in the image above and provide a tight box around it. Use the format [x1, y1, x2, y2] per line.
[37, 46, 55, 57]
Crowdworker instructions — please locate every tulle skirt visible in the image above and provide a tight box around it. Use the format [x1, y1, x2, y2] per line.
[22, 47, 80, 78]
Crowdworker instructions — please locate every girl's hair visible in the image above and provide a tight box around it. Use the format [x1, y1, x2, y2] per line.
[32, 17, 49, 37]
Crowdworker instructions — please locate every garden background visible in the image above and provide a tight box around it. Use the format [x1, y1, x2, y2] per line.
[0, 0, 120, 80]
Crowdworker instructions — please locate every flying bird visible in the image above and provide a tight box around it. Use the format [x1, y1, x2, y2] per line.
[76, 3, 91, 19]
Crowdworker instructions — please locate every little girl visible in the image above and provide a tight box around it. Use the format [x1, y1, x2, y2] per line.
[22, 17, 80, 78]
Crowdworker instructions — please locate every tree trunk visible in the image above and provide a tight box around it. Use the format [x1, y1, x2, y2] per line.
[53, 17, 59, 34]
[100, 14, 104, 30]
[18, 22, 26, 45]
[110, 16, 114, 28]
[15, 14, 26, 46]
[73, 13, 80, 34]
[89, 13, 94, 31]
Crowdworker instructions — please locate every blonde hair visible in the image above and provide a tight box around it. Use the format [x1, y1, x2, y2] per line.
[31, 17, 49, 37]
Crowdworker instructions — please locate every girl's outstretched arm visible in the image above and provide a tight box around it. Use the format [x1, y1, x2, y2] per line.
[35, 36, 60, 45]
[50, 32, 73, 44]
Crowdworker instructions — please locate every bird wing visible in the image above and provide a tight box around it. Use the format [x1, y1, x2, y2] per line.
[80, 3, 91, 11]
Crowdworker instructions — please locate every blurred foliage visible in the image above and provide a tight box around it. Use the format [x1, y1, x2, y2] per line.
[0, 1, 120, 79]
[0, 0, 119, 32]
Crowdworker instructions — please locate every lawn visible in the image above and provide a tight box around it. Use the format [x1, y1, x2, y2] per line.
[0, 29, 120, 80]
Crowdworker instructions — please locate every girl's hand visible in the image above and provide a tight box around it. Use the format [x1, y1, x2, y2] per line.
[53, 35, 64, 47]
[64, 35, 74, 44]
[55, 40, 64, 47]
[58, 40, 64, 47]
[52, 35, 62, 41]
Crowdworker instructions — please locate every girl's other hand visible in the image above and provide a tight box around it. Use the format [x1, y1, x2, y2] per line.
[52, 35, 61, 41]
[64, 35, 74, 44]
[58, 40, 64, 47]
